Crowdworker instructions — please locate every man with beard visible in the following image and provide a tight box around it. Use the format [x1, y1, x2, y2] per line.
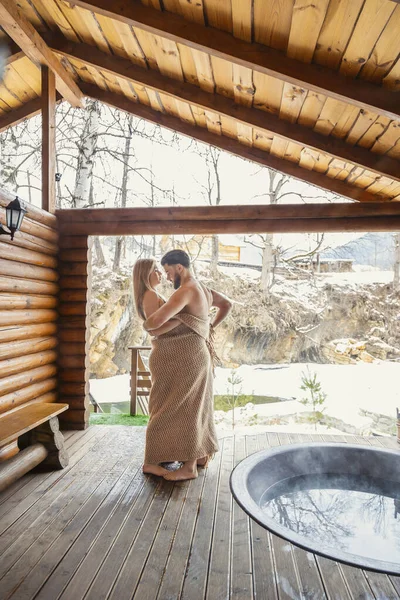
[143, 249, 232, 481]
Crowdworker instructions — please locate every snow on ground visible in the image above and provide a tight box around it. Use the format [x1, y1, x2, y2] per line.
[215, 362, 400, 420]
[90, 361, 400, 434]
[321, 270, 393, 286]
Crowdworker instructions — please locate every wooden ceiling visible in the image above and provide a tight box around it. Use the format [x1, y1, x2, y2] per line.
[2, 0, 400, 203]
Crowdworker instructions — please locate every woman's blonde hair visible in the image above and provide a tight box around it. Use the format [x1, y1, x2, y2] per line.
[133, 258, 157, 320]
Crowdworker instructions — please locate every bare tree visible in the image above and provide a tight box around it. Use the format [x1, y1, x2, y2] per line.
[245, 170, 289, 292]
[113, 115, 134, 271]
[246, 169, 337, 292]
[72, 99, 101, 208]
[193, 144, 222, 274]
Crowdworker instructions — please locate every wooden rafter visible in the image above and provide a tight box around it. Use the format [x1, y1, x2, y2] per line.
[0, 97, 42, 133]
[43, 38, 400, 184]
[0, 0, 82, 107]
[56, 203, 400, 236]
[81, 82, 383, 204]
[69, 0, 400, 121]
[0, 95, 62, 133]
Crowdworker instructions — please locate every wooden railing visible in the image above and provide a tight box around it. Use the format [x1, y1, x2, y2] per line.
[129, 346, 152, 416]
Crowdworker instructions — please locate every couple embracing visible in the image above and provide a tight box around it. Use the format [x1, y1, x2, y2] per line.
[133, 250, 232, 481]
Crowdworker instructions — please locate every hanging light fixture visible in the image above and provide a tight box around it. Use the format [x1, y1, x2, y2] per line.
[0, 197, 28, 241]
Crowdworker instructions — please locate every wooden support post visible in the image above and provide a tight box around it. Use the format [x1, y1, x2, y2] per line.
[130, 347, 138, 416]
[42, 66, 56, 214]
[57, 234, 91, 429]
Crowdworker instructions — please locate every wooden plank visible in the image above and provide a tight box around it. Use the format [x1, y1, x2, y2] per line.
[253, 0, 292, 51]
[83, 478, 164, 599]
[246, 434, 278, 599]
[314, 0, 365, 70]
[0, 403, 67, 447]
[0, 260, 58, 283]
[206, 435, 233, 598]
[0, 350, 57, 379]
[0, 0, 82, 107]
[0, 467, 123, 597]
[133, 480, 190, 598]
[0, 276, 58, 296]
[60, 214, 400, 235]
[41, 66, 56, 213]
[0, 308, 57, 327]
[180, 441, 223, 599]
[0, 337, 57, 360]
[38, 471, 143, 590]
[0, 379, 57, 415]
[231, 435, 253, 598]
[0, 474, 103, 586]
[204, 0, 232, 33]
[156, 472, 207, 599]
[361, 6, 400, 83]
[57, 199, 400, 221]
[0, 244, 57, 268]
[0, 230, 57, 257]
[69, 0, 400, 120]
[287, 0, 330, 64]
[51, 38, 400, 183]
[0, 364, 58, 397]
[231, 0, 252, 42]
[340, 0, 396, 78]
[0, 323, 57, 345]
[0, 294, 57, 310]
[27, 459, 143, 599]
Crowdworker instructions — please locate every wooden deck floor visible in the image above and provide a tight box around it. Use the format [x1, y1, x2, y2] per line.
[0, 427, 400, 600]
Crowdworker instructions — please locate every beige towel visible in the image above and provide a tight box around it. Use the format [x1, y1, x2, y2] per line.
[144, 312, 219, 464]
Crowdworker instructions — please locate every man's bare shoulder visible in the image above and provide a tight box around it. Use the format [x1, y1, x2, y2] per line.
[172, 283, 194, 298]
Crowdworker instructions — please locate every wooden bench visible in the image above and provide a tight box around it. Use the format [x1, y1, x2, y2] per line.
[0, 403, 69, 492]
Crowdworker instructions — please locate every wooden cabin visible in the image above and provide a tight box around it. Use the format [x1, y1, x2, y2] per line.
[1, 0, 400, 597]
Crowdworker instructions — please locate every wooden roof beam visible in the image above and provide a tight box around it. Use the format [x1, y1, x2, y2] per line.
[0, 97, 41, 132]
[50, 38, 400, 184]
[56, 204, 400, 236]
[0, 94, 62, 133]
[80, 83, 384, 204]
[58, 203, 400, 223]
[70, 0, 400, 121]
[0, 0, 83, 107]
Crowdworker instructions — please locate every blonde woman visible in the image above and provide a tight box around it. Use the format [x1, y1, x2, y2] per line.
[133, 258, 181, 476]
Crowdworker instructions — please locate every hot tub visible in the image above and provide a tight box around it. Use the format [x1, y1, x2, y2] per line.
[230, 442, 400, 574]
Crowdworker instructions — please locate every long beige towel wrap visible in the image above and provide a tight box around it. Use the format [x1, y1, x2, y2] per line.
[144, 311, 219, 464]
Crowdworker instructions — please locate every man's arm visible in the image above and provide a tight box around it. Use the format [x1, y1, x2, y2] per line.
[210, 288, 232, 328]
[144, 287, 191, 330]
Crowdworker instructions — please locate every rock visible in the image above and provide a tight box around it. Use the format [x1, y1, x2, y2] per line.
[359, 350, 375, 363]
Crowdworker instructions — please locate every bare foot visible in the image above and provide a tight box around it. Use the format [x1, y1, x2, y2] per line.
[142, 463, 169, 476]
[197, 456, 209, 467]
[163, 465, 198, 481]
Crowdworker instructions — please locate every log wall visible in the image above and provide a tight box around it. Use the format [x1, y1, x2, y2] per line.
[0, 189, 59, 419]
[57, 234, 91, 430]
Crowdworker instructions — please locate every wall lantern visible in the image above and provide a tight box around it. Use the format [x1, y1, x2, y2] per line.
[0, 197, 28, 241]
